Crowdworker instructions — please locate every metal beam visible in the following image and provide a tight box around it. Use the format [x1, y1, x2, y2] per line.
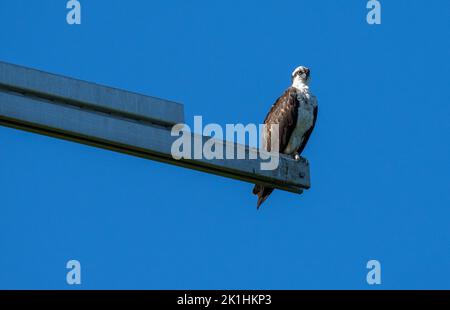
[0, 62, 310, 193]
[0, 62, 184, 128]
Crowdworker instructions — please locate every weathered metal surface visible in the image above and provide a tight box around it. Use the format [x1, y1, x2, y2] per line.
[0, 61, 184, 127]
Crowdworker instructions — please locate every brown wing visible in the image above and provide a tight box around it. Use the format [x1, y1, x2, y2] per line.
[252, 87, 299, 209]
[263, 87, 299, 153]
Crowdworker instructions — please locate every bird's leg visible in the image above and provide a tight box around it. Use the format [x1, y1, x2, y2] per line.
[294, 154, 309, 165]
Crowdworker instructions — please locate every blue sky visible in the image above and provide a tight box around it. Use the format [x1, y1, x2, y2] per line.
[0, 0, 449, 289]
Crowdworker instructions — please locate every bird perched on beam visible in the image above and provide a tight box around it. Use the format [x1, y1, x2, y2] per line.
[253, 66, 318, 209]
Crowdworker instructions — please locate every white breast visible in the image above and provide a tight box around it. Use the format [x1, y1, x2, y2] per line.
[283, 92, 316, 155]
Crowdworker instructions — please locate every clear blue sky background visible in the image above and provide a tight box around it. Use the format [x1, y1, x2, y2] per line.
[0, 0, 449, 289]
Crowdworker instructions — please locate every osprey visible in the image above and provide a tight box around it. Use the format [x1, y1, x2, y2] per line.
[253, 66, 318, 209]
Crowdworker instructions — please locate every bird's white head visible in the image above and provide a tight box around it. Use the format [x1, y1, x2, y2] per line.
[291, 66, 311, 90]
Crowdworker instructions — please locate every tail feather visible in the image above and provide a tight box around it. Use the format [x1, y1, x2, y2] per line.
[252, 184, 261, 195]
[253, 185, 274, 209]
